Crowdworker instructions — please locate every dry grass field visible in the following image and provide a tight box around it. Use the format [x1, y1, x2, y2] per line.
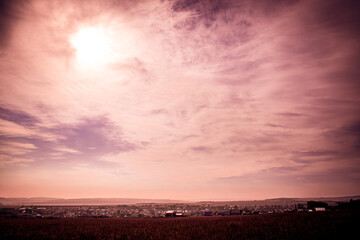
[0, 210, 358, 240]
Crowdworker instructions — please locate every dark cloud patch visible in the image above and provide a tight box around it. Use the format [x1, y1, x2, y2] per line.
[311, 98, 359, 107]
[171, 0, 300, 14]
[295, 0, 360, 97]
[319, 120, 360, 153]
[0, 0, 29, 48]
[251, 0, 300, 16]
[192, 146, 213, 154]
[343, 121, 360, 136]
[171, 0, 253, 39]
[293, 151, 339, 157]
[308, 0, 360, 38]
[52, 116, 136, 155]
[167, 0, 300, 65]
[0, 114, 136, 167]
[0, 105, 39, 127]
[266, 123, 285, 128]
[298, 168, 360, 184]
[214, 165, 306, 185]
[172, 0, 232, 15]
[291, 151, 341, 163]
[228, 133, 281, 145]
[321, 51, 360, 98]
[277, 112, 304, 117]
[214, 165, 360, 186]
[330, 120, 360, 150]
[171, 0, 300, 20]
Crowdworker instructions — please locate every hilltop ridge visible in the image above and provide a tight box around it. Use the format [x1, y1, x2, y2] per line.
[1, 195, 359, 206]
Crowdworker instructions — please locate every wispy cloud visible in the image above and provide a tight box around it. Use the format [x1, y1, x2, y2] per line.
[0, 154, 34, 168]
[0, 141, 37, 155]
[0, 119, 61, 141]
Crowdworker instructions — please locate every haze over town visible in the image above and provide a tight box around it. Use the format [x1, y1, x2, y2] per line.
[0, 0, 359, 201]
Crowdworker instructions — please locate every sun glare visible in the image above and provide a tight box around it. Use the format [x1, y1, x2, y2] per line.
[71, 27, 111, 65]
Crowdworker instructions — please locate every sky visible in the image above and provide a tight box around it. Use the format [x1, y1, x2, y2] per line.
[0, 0, 359, 201]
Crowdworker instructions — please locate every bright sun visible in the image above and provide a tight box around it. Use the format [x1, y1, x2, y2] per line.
[71, 27, 111, 65]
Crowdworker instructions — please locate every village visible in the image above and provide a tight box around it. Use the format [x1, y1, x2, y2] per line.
[0, 201, 332, 218]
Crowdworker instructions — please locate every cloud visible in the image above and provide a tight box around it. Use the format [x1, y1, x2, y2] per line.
[0, 119, 61, 141]
[0, 106, 39, 127]
[53, 147, 81, 154]
[51, 116, 136, 156]
[0, 154, 34, 167]
[191, 146, 213, 154]
[0, 141, 37, 155]
[0, 105, 136, 168]
[212, 163, 360, 197]
[324, 120, 360, 151]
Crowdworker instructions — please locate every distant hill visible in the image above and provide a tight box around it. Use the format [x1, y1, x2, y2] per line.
[266, 195, 360, 203]
[0, 197, 190, 206]
[1, 195, 359, 206]
[191, 195, 360, 207]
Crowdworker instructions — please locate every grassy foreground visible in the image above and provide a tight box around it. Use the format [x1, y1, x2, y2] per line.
[0, 211, 359, 240]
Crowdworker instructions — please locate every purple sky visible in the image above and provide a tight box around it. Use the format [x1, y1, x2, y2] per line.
[0, 0, 359, 200]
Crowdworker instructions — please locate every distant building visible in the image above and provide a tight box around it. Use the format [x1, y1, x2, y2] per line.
[165, 210, 176, 217]
[204, 211, 212, 216]
[314, 207, 326, 212]
[175, 212, 184, 217]
[230, 209, 241, 215]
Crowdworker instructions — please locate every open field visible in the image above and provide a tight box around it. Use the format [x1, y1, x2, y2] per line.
[0, 210, 359, 240]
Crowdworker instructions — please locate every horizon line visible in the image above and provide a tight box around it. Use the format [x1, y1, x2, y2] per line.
[2, 194, 360, 202]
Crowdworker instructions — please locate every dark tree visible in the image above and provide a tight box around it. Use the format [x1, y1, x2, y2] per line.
[307, 201, 329, 210]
